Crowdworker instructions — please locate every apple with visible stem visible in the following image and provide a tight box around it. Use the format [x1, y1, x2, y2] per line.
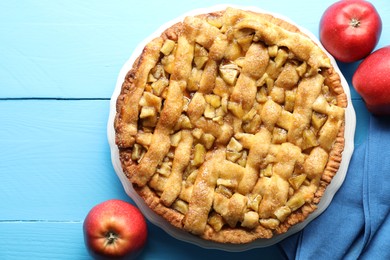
[319, 0, 382, 63]
[83, 199, 148, 259]
[352, 46, 390, 115]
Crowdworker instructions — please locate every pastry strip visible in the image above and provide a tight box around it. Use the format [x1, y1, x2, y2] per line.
[227, 7, 330, 70]
[130, 33, 194, 186]
[116, 38, 163, 148]
[184, 149, 225, 234]
[161, 130, 193, 206]
[288, 74, 323, 146]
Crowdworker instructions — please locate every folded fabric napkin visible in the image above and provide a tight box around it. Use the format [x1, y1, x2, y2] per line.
[279, 116, 390, 259]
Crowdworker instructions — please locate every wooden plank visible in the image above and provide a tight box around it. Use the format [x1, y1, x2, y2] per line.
[1, 0, 381, 99]
[0, 99, 130, 220]
[0, 222, 284, 259]
[0, 222, 89, 260]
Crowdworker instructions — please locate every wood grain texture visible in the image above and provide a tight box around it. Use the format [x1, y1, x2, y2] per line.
[0, 222, 89, 259]
[0, 100, 129, 221]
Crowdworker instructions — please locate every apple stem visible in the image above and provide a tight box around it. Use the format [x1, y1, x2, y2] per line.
[350, 18, 360, 28]
[106, 231, 118, 245]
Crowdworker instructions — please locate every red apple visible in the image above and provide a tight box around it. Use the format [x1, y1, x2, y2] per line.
[83, 199, 147, 259]
[352, 46, 390, 115]
[319, 0, 382, 63]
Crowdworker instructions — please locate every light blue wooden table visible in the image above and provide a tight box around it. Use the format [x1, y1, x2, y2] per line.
[1, 0, 389, 259]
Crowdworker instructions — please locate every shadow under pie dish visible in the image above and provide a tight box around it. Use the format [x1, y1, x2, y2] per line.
[110, 6, 355, 246]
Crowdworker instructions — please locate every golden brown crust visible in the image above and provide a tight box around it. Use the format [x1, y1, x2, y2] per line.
[114, 7, 347, 244]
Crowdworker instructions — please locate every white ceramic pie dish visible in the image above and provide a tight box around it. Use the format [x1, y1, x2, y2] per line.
[107, 4, 356, 251]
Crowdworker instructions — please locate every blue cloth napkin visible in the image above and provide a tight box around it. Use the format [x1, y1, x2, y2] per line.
[279, 116, 390, 259]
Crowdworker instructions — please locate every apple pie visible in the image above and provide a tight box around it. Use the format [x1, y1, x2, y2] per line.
[114, 7, 347, 244]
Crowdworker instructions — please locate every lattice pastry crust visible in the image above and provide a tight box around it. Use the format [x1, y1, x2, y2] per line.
[114, 7, 346, 244]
